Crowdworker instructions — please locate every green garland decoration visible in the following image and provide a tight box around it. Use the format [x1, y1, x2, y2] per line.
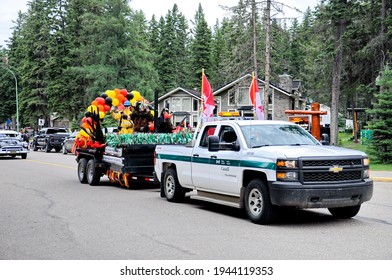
[106, 132, 194, 148]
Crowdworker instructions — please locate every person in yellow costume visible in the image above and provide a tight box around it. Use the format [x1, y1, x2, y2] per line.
[110, 100, 134, 134]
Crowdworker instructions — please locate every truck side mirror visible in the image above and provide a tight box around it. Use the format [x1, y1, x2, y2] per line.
[208, 135, 220, 152]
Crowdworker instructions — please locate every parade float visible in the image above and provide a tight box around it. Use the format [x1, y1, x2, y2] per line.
[74, 88, 193, 188]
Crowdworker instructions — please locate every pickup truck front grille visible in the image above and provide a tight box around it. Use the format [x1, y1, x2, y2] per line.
[299, 157, 365, 184]
[303, 170, 362, 182]
[303, 159, 362, 167]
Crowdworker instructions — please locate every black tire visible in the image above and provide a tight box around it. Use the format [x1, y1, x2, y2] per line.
[77, 158, 88, 184]
[244, 179, 275, 224]
[21, 154, 27, 159]
[62, 145, 68, 154]
[328, 205, 361, 219]
[33, 142, 38, 151]
[163, 168, 185, 202]
[86, 159, 100, 186]
[55, 147, 61, 153]
[45, 141, 51, 153]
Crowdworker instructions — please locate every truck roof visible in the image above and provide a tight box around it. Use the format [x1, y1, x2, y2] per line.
[203, 119, 295, 126]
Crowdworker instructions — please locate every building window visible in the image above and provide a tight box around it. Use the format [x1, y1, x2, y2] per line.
[228, 89, 236, 105]
[215, 97, 221, 113]
[193, 99, 199, 112]
[228, 87, 249, 106]
[237, 87, 248, 105]
[192, 114, 198, 128]
[183, 97, 191, 112]
[171, 97, 182, 111]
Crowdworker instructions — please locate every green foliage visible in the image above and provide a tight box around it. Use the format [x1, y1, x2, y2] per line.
[1, 0, 391, 138]
[189, 4, 213, 88]
[367, 66, 392, 163]
[105, 131, 194, 148]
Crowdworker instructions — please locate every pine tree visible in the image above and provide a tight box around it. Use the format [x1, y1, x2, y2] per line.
[189, 4, 212, 88]
[16, 0, 54, 127]
[367, 66, 392, 163]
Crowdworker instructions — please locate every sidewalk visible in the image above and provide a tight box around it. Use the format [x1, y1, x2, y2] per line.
[370, 170, 392, 182]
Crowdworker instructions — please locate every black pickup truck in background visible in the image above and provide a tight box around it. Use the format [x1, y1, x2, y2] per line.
[32, 127, 69, 153]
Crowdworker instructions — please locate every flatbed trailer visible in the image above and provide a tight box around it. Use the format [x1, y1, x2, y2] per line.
[76, 144, 158, 187]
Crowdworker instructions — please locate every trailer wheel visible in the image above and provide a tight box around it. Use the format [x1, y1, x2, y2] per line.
[163, 168, 184, 202]
[244, 179, 275, 224]
[77, 158, 88, 183]
[328, 205, 361, 219]
[86, 158, 100, 186]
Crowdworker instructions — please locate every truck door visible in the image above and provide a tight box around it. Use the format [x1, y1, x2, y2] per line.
[191, 125, 216, 189]
[207, 126, 242, 195]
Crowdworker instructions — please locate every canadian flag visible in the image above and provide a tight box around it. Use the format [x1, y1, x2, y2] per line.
[202, 72, 215, 117]
[249, 75, 264, 120]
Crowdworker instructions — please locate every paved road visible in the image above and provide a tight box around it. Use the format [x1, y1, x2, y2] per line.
[1, 151, 391, 260]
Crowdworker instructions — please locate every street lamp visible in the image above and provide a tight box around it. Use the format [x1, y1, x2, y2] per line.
[1, 63, 19, 132]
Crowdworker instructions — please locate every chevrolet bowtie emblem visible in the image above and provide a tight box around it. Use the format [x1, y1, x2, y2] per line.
[329, 166, 343, 173]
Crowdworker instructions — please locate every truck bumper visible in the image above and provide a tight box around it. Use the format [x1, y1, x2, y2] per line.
[269, 179, 373, 208]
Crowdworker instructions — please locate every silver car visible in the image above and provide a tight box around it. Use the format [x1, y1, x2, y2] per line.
[61, 131, 78, 154]
[0, 137, 29, 159]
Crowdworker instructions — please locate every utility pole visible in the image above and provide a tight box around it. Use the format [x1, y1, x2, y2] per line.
[252, 0, 258, 76]
[263, 0, 271, 120]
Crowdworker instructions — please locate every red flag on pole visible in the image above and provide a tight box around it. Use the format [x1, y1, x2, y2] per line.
[249, 74, 264, 120]
[202, 70, 214, 117]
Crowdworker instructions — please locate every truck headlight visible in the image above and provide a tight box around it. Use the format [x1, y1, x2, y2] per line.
[363, 169, 370, 179]
[277, 160, 297, 168]
[363, 158, 370, 166]
[277, 171, 298, 181]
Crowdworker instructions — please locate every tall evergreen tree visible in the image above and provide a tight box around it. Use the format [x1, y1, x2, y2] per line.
[16, 0, 55, 127]
[367, 66, 392, 163]
[189, 4, 212, 88]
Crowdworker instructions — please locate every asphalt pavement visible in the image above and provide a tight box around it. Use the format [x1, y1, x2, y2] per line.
[370, 170, 392, 182]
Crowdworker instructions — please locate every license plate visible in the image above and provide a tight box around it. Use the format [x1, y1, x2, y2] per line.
[11, 151, 16, 153]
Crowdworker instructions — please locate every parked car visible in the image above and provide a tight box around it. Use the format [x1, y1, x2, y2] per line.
[0, 137, 29, 159]
[61, 131, 78, 154]
[32, 127, 69, 152]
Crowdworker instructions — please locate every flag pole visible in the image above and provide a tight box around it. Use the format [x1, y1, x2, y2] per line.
[194, 69, 205, 140]
[251, 71, 256, 119]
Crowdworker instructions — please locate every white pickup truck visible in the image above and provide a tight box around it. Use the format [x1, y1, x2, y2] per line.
[154, 120, 373, 224]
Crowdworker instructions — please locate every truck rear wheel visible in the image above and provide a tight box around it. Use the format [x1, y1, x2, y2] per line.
[164, 168, 184, 202]
[77, 158, 88, 183]
[244, 179, 275, 224]
[328, 205, 360, 219]
[86, 159, 100, 186]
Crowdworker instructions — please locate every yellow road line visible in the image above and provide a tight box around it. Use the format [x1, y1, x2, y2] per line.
[26, 159, 77, 170]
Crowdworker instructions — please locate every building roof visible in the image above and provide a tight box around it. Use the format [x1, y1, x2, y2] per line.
[213, 74, 293, 98]
[153, 87, 202, 104]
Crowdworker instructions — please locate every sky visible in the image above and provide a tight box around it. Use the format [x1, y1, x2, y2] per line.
[0, 0, 319, 47]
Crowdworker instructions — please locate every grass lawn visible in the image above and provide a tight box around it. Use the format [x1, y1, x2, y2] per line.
[338, 132, 392, 171]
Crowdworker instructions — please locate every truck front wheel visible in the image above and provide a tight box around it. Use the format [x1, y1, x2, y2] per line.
[244, 179, 275, 224]
[328, 205, 361, 219]
[86, 159, 100, 186]
[163, 168, 184, 202]
[77, 158, 88, 183]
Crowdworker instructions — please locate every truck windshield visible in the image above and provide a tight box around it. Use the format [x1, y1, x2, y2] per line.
[240, 124, 320, 148]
